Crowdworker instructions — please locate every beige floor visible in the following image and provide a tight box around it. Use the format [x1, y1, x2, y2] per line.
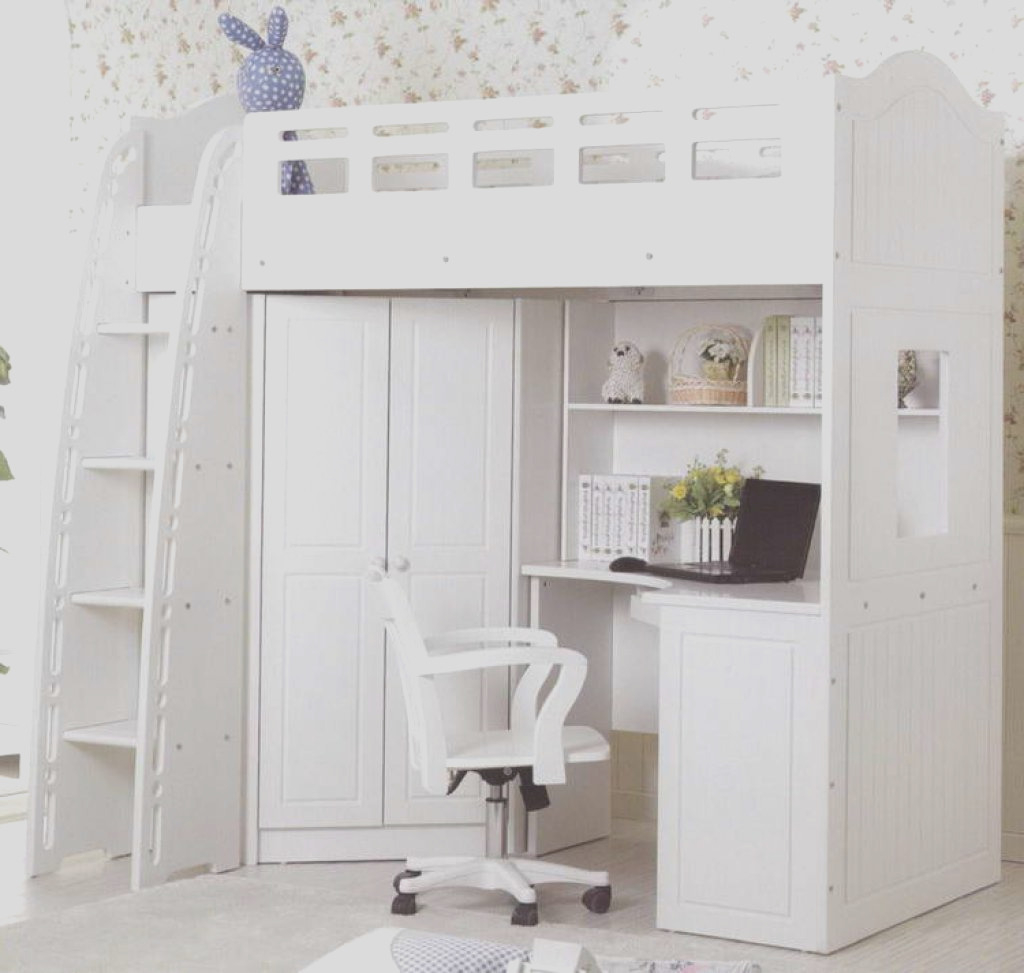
[2, 817, 1024, 971]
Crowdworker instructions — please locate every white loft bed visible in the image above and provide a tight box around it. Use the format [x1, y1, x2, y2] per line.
[32, 52, 1006, 954]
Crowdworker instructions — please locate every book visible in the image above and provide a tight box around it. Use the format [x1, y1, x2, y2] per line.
[762, 316, 778, 407]
[577, 475, 593, 559]
[634, 475, 679, 561]
[580, 473, 678, 561]
[591, 474, 611, 559]
[789, 316, 816, 407]
[775, 315, 791, 409]
[812, 316, 823, 407]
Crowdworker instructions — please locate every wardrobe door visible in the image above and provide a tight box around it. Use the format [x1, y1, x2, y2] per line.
[259, 296, 389, 829]
[384, 299, 514, 825]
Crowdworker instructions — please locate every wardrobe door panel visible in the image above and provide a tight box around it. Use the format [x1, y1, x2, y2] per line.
[384, 299, 514, 826]
[259, 296, 389, 829]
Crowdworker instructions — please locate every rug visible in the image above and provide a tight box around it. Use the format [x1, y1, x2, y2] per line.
[0, 874, 762, 973]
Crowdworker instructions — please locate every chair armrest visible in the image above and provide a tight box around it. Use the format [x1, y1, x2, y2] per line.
[424, 627, 558, 652]
[418, 645, 588, 788]
[418, 645, 585, 676]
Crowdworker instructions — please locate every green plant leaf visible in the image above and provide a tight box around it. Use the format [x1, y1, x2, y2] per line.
[0, 449, 12, 481]
[0, 345, 9, 385]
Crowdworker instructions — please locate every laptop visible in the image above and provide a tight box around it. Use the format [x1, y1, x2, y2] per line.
[609, 478, 821, 584]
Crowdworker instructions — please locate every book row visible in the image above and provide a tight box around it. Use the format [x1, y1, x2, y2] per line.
[578, 474, 678, 562]
[760, 315, 822, 408]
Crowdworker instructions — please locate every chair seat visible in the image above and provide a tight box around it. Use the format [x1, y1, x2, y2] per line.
[446, 725, 609, 771]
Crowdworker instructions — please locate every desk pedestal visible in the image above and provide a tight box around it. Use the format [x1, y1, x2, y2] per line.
[653, 603, 828, 950]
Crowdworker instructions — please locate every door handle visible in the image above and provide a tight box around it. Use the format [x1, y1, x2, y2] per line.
[392, 556, 410, 573]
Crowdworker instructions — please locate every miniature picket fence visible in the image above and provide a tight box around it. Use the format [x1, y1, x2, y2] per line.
[678, 516, 737, 562]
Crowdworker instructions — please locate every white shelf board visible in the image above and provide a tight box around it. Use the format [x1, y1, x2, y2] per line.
[896, 408, 941, 417]
[522, 560, 672, 589]
[81, 456, 156, 472]
[63, 720, 139, 750]
[567, 403, 822, 416]
[70, 587, 145, 609]
[97, 322, 171, 336]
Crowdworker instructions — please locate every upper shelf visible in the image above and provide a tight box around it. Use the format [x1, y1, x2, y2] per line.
[569, 403, 821, 416]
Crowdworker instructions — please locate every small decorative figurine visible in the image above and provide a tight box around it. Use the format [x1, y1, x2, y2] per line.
[218, 6, 314, 195]
[601, 341, 645, 404]
[897, 349, 918, 408]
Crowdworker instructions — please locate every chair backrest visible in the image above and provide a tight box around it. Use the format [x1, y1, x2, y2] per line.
[369, 572, 449, 796]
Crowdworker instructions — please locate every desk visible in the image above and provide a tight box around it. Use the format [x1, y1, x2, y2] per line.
[522, 561, 826, 951]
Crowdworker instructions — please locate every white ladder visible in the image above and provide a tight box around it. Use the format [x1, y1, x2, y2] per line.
[28, 97, 248, 889]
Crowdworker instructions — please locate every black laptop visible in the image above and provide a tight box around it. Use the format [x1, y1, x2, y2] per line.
[610, 478, 821, 584]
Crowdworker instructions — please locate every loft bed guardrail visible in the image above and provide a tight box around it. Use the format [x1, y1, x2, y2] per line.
[236, 85, 836, 292]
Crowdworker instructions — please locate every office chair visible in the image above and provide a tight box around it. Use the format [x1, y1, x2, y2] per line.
[369, 571, 612, 926]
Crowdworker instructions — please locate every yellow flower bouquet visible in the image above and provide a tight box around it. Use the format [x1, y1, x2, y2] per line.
[661, 449, 763, 523]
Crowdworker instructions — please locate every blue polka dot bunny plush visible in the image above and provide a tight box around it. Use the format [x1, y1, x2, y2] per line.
[218, 6, 314, 194]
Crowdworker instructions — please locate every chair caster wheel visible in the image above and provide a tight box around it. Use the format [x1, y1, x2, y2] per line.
[582, 885, 612, 914]
[392, 892, 417, 916]
[393, 869, 421, 893]
[511, 902, 539, 926]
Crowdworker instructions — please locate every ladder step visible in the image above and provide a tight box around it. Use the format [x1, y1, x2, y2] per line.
[63, 719, 138, 750]
[82, 456, 156, 472]
[96, 322, 171, 336]
[70, 587, 145, 609]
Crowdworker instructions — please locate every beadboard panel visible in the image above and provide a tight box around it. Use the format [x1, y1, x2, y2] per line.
[1005, 519, 1024, 861]
[844, 603, 992, 902]
[851, 87, 994, 273]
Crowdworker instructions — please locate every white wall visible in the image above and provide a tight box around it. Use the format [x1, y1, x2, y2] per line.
[0, 2, 71, 764]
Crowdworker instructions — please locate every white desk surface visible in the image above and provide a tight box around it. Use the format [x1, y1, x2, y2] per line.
[521, 560, 822, 615]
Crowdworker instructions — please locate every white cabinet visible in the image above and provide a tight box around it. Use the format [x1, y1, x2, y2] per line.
[257, 295, 517, 859]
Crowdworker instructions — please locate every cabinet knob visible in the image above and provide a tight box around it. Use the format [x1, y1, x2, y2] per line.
[393, 556, 410, 573]
[369, 557, 386, 570]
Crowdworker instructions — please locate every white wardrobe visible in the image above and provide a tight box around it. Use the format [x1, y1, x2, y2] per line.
[255, 295, 562, 861]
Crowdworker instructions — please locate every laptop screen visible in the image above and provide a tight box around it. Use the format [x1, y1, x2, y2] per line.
[728, 479, 821, 574]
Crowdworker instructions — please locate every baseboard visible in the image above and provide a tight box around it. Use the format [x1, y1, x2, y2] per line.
[1003, 831, 1024, 862]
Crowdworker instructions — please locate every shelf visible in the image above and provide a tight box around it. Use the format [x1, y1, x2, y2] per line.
[63, 720, 139, 750]
[70, 587, 145, 609]
[897, 408, 941, 417]
[81, 456, 156, 472]
[97, 322, 171, 336]
[567, 403, 821, 416]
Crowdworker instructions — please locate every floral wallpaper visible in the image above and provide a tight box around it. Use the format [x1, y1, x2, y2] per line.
[65, 0, 1024, 512]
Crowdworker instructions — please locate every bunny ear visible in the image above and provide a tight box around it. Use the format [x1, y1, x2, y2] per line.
[218, 13, 266, 51]
[266, 6, 289, 47]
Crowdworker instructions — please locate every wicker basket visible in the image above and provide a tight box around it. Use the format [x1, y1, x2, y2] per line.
[669, 325, 751, 406]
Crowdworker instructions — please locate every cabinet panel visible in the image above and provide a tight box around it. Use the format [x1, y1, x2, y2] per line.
[260, 296, 389, 829]
[384, 299, 514, 825]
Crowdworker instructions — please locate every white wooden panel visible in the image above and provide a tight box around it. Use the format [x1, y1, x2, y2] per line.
[280, 576, 367, 803]
[844, 605, 991, 902]
[384, 299, 513, 826]
[527, 579, 612, 857]
[1005, 520, 1024, 860]
[131, 129, 249, 888]
[848, 309, 990, 580]
[656, 608, 828, 950]
[259, 296, 389, 830]
[676, 635, 794, 914]
[510, 299, 564, 626]
[851, 89, 994, 274]
[28, 130, 148, 878]
[240, 85, 834, 291]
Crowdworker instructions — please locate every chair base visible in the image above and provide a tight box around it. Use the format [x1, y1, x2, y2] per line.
[392, 855, 611, 924]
